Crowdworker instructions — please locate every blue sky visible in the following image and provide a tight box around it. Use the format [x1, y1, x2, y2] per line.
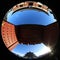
[7, 9, 56, 26]
[11, 43, 51, 57]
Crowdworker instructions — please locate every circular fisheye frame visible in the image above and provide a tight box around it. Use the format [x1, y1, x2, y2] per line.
[1, 1, 59, 59]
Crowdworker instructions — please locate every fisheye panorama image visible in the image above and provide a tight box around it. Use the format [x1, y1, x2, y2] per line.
[1, 1, 59, 59]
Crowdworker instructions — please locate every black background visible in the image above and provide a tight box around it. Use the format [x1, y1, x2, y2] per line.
[0, 0, 60, 60]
